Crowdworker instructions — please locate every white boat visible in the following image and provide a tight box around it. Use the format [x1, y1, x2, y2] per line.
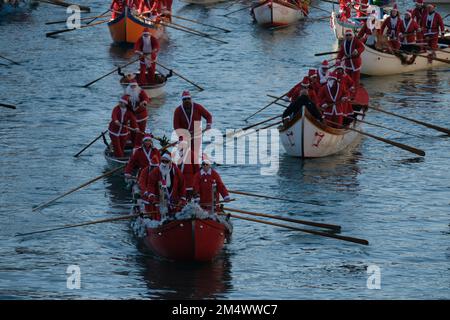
[120, 71, 168, 98]
[278, 88, 368, 158]
[251, 0, 306, 28]
[361, 37, 450, 76]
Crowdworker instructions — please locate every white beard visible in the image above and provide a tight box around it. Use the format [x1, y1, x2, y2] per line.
[142, 36, 152, 54]
[159, 164, 172, 188]
[126, 87, 141, 108]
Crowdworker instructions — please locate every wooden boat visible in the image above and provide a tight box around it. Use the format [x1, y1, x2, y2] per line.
[278, 87, 369, 158]
[361, 35, 450, 76]
[108, 6, 165, 45]
[120, 71, 168, 98]
[131, 203, 232, 262]
[104, 145, 133, 167]
[251, 0, 306, 28]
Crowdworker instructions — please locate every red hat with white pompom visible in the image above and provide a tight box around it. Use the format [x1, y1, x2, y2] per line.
[181, 90, 191, 100]
[119, 95, 129, 104]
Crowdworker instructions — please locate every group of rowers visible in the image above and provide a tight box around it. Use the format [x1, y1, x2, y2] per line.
[110, 0, 172, 20]
[341, 1, 446, 55]
[108, 82, 230, 220]
[283, 29, 365, 128]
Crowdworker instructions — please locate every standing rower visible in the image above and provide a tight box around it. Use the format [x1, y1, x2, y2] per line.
[125, 133, 161, 179]
[337, 30, 365, 88]
[126, 80, 150, 146]
[318, 71, 350, 128]
[380, 4, 402, 52]
[134, 27, 160, 85]
[317, 60, 330, 86]
[421, 4, 445, 52]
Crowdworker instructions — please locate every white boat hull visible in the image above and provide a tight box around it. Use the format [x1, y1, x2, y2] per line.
[279, 107, 364, 158]
[252, 0, 305, 28]
[361, 42, 450, 76]
[330, 6, 384, 40]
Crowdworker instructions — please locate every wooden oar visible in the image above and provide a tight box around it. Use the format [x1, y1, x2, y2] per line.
[171, 14, 231, 33]
[0, 54, 20, 65]
[86, 9, 111, 25]
[222, 5, 253, 17]
[314, 50, 339, 56]
[74, 130, 108, 157]
[349, 116, 423, 138]
[243, 91, 290, 122]
[155, 62, 204, 91]
[45, 13, 110, 25]
[46, 19, 109, 37]
[223, 207, 341, 231]
[83, 57, 140, 88]
[159, 21, 228, 44]
[309, 4, 332, 15]
[395, 49, 450, 65]
[367, 105, 450, 136]
[0, 103, 17, 109]
[36, 0, 90, 12]
[32, 165, 125, 212]
[327, 120, 426, 156]
[16, 213, 144, 237]
[222, 212, 369, 245]
[227, 189, 322, 206]
[220, 114, 282, 141]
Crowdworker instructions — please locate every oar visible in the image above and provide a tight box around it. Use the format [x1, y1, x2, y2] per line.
[32, 165, 125, 212]
[85, 8, 111, 25]
[227, 189, 322, 206]
[223, 207, 341, 231]
[309, 4, 332, 15]
[46, 19, 109, 37]
[395, 49, 450, 65]
[16, 213, 144, 237]
[171, 14, 231, 33]
[83, 57, 140, 88]
[220, 114, 282, 141]
[45, 13, 110, 25]
[0, 103, 17, 109]
[74, 130, 108, 157]
[159, 21, 228, 44]
[314, 50, 339, 56]
[222, 5, 253, 17]
[0, 54, 20, 65]
[222, 212, 369, 245]
[36, 0, 90, 12]
[349, 116, 423, 138]
[327, 120, 426, 156]
[155, 62, 204, 91]
[367, 105, 450, 136]
[243, 91, 290, 122]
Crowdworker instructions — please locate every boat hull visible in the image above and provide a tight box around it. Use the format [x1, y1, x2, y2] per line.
[144, 218, 229, 262]
[252, 0, 305, 28]
[330, 6, 384, 40]
[108, 8, 165, 45]
[361, 42, 450, 76]
[120, 72, 167, 98]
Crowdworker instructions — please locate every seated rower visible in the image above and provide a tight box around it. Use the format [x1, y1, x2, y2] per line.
[193, 159, 231, 213]
[357, 14, 378, 48]
[140, 153, 187, 220]
[125, 133, 161, 180]
[318, 71, 349, 128]
[334, 61, 355, 125]
[283, 77, 322, 123]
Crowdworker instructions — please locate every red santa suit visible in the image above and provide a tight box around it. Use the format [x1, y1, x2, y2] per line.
[357, 17, 377, 44]
[335, 63, 355, 117]
[355, 0, 369, 18]
[126, 0, 140, 11]
[134, 28, 160, 85]
[380, 10, 402, 50]
[317, 60, 330, 86]
[308, 69, 321, 97]
[421, 7, 445, 49]
[124, 137, 161, 176]
[173, 91, 213, 177]
[193, 167, 230, 212]
[287, 77, 319, 106]
[339, 0, 351, 21]
[126, 82, 150, 146]
[337, 32, 365, 88]
[140, 159, 186, 220]
[318, 73, 349, 127]
[110, 0, 125, 20]
[398, 13, 420, 45]
[108, 96, 138, 158]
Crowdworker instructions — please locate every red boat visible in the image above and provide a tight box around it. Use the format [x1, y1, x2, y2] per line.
[143, 218, 230, 262]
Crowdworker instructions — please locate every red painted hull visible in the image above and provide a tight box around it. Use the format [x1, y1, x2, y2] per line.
[144, 219, 230, 262]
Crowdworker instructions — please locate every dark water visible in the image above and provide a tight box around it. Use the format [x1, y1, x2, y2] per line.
[0, 1, 449, 299]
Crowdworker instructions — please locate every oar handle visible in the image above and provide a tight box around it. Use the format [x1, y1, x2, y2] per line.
[83, 57, 140, 88]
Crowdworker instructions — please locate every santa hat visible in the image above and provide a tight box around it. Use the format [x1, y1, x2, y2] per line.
[392, 4, 398, 11]
[416, 0, 424, 4]
[335, 60, 344, 70]
[119, 95, 129, 104]
[345, 29, 353, 36]
[405, 10, 412, 17]
[142, 133, 153, 142]
[181, 90, 191, 100]
[427, 3, 435, 8]
[300, 76, 310, 87]
[328, 71, 338, 80]
[142, 27, 151, 35]
[321, 60, 329, 68]
[308, 69, 318, 77]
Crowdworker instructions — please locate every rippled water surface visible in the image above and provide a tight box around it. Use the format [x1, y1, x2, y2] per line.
[0, 1, 449, 299]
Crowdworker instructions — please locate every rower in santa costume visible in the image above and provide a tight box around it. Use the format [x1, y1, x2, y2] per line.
[355, 0, 369, 18]
[411, 0, 426, 44]
[380, 5, 402, 51]
[283, 77, 322, 123]
[338, 0, 351, 21]
[134, 27, 160, 85]
[124, 133, 161, 179]
[110, 0, 125, 20]
[318, 71, 350, 128]
[357, 14, 378, 47]
[173, 90, 212, 183]
[193, 159, 230, 213]
[125, 80, 150, 146]
[140, 153, 187, 220]
[317, 60, 330, 86]
[334, 60, 355, 123]
[398, 11, 420, 50]
[175, 139, 195, 198]
[108, 95, 140, 158]
[421, 4, 445, 50]
[286, 76, 319, 107]
[308, 69, 321, 96]
[337, 29, 365, 88]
